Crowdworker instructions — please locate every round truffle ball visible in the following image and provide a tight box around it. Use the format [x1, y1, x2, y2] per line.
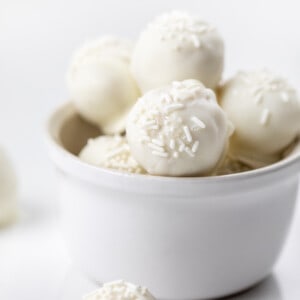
[131, 11, 224, 92]
[220, 70, 300, 167]
[79, 135, 145, 174]
[83, 280, 156, 300]
[0, 147, 17, 226]
[67, 36, 140, 134]
[126, 80, 232, 176]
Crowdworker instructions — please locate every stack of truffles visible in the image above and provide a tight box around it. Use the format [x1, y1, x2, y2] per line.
[67, 11, 300, 177]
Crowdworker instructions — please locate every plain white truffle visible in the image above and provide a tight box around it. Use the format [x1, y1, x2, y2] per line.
[220, 70, 300, 167]
[67, 36, 140, 134]
[79, 135, 145, 174]
[83, 280, 156, 300]
[0, 147, 17, 226]
[131, 11, 224, 92]
[126, 80, 232, 176]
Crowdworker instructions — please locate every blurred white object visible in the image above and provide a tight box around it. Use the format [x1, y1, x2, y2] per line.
[83, 280, 156, 300]
[46, 102, 300, 299]
[0, 146, 18, 226]
[131, 11, 224, 92]
[67, 37, 140, 134]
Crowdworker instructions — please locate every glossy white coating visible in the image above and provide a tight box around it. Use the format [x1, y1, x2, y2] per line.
[220, 70, 300, 168]
[131, 11, 224, 92]
[126, 80, 231, 176]
[67, 37, 140, 134]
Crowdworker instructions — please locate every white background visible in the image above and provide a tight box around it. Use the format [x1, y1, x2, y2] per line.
[0, 0, 300, 299]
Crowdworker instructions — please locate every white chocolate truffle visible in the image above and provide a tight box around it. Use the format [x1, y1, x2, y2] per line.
[0, 147, 17, 226]
[67, 37, 140, 134]
[220, 70, 300, 167]
[126, 80, 232, 176]
[71, 36, 133, 65]
[83, 280, 156, 300]
[79, 135, 145, 174]
[131, 11, 224, 92]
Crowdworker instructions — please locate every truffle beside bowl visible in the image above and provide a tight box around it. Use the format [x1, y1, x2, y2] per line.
[46, 102, 300, 300]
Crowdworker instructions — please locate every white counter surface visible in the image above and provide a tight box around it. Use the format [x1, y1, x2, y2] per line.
[1, 0, 300, 299]
[0, 183, 299, 300]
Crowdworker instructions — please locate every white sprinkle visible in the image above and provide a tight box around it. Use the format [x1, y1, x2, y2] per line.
[191, 116, 206, 128]
[252, 87, 262, 95]
[179, 144, 185, 152]
[184, 147, 195, 157]
[164, 103, 184, 113]
[281, 92, 289, 103]
[191, 141, 200, 153]
[260, 108, 270, 125]
[152, 151, 169, 158]
[169, 139, 175, 149]
[192, 35, 200, 48]
[148, 142, 165, 152]
[255, 94, 263, 104]
[183, 125, 192, 143]
[152, 138, 164, 147]
[173, 151, 179, 158]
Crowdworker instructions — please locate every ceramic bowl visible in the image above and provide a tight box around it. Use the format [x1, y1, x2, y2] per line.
[46, 102, 300, 300]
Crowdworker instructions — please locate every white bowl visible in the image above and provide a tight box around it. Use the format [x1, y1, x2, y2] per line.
[46, 102, 300, 300]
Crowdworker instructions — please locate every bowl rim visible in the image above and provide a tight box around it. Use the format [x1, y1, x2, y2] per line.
[45, 101, 300, 194]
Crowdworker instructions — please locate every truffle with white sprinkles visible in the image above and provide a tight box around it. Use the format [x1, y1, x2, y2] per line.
[220, 70, 300, 167]
[131, 11, 224, 92]
[67, 36, 140, 134]
[126, 79, 233, 176]
[83, 280, 156, 300]
[79, 136, 145, 174]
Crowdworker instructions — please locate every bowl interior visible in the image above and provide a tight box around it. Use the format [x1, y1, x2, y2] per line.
[59, 107, 101, 155]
